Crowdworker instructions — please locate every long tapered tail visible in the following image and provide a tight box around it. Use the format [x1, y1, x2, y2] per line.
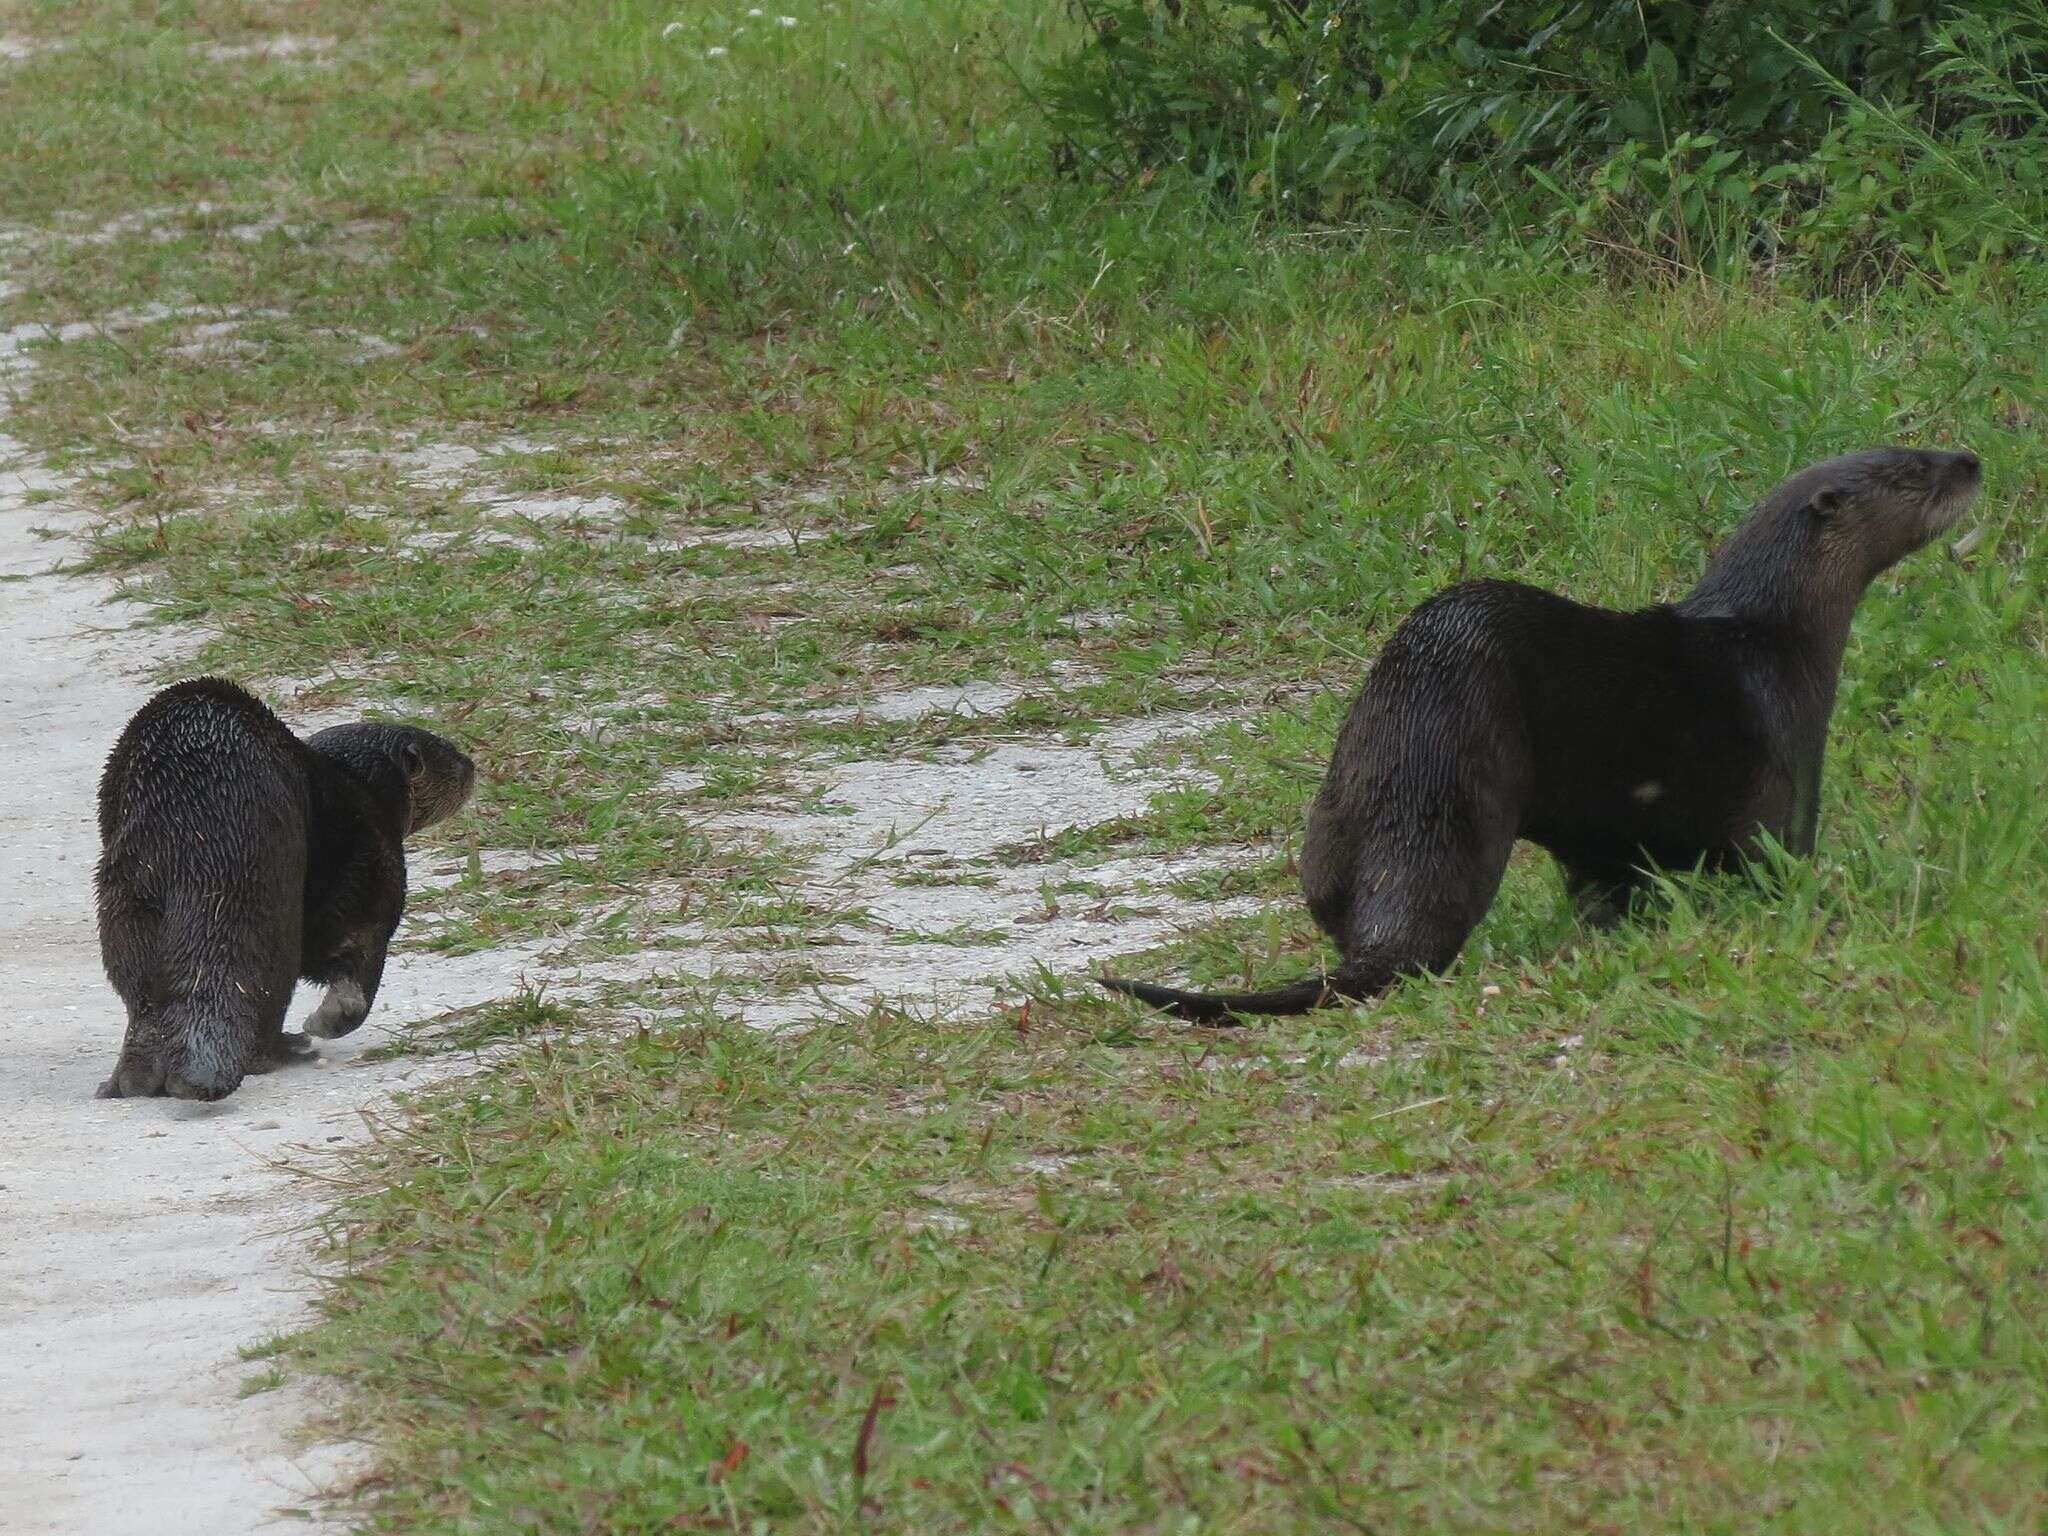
[1096, 971, 1368, 1023]
[165, 996, 248, 1099]
[127, 891, 267, 1100]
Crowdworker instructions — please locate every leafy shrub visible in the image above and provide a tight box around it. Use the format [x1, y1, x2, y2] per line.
[1778, 6, 2048, 278]
[1040, 0, 2048, 281]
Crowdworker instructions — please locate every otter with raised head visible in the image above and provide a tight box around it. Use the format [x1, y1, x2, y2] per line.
[95, 678, 476, 1100]
[1100, 446, 1983, 1021]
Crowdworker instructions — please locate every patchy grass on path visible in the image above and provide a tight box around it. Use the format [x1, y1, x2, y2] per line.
[5, 0, 2048, 1530]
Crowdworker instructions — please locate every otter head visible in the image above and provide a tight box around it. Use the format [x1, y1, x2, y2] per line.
[1773, 446, 1982, 583]
[307, 722, 477, 835]
[1686, 445, 1982, 624]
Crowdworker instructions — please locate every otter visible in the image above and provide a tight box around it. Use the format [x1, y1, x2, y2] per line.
[95, 678, 476, 1100]
[1100, 446, 1983, 1021]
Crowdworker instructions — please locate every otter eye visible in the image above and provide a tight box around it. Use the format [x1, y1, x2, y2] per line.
[1807, 487, 1846, 519]
[402, 742, 426, 779]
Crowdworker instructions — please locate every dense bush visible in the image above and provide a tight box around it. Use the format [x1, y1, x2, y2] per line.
[1041, 0, 2048, 280]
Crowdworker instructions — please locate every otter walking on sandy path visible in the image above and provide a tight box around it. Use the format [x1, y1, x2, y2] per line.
[1100, 446, 1983, 1021]
[95, 678, 476, 1099]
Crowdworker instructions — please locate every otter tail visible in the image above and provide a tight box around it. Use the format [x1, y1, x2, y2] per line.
[99, 987, 253, 1102]
[99, 855, 298, 1100]
[160, 994, 250, 1100]
[157, 880, 297, 1099]
[1095, 972, 1364, 1023]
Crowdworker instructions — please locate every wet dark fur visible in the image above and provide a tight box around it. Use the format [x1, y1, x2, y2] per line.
[1101, 446, 1983, 1022]
[94, 678, 476, 1100]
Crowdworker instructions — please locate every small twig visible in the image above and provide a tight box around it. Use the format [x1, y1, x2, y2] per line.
[1368, 1094, 1448, 1122]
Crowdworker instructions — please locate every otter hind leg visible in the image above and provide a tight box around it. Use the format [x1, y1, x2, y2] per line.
[97, 888, 171, 1099]
[98, 1002, 248, 1101]
[97, 1040, 169, 1100]
[1336, 806, 1519, 995]
[99, 1010, 170, 1099]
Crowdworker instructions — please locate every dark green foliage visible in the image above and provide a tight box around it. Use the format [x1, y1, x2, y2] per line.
[1043, 0, 2048, 279]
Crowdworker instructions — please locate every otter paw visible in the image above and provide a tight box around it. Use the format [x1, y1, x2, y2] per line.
[248, 1031, 320, 1073]
[97, 1059, 165, 1099]
[303, 981, 369, 1040]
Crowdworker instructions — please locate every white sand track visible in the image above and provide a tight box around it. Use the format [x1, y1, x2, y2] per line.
[0, 299, 537, 1533]
[0, 300, 1237, 1533]
[0, 172, 1266, 1528]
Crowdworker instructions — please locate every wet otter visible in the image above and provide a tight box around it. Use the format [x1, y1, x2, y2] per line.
[95, 678, 476, 1100]
[1100, 446, 1983, 1021]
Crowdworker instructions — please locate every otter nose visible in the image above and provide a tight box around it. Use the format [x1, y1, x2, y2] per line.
[1952, 449, 1983, 477]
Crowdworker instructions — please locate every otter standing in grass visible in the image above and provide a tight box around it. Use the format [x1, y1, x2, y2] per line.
[1102, 446, 1983, 1021]
[95, 678, 476, 1100]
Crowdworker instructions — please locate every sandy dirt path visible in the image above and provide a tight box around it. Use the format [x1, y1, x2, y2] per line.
[0, 291, 533, 1534]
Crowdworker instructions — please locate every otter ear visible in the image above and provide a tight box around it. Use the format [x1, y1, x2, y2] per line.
[1807, 486, 1847, 519]
[401, 741, 426, 780]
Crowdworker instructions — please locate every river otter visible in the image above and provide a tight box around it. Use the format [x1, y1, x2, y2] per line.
[95, 678, 476, 1100]
[1100, 445, 1983, 1021]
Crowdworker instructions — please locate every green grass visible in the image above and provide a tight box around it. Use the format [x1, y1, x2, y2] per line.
[307, 898, 2048, 1532]
[4, 0, 2048, 1529]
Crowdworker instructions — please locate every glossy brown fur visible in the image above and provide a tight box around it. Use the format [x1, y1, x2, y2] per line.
[94, 678, 475, 1100]
[1101, 446, 1983, 1021]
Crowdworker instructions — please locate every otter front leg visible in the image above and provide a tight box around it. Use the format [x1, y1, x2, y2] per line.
[303, 935, 390, 1040]
[1786, 756, 1823, 859]
[1561, 861, 1649, 931]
